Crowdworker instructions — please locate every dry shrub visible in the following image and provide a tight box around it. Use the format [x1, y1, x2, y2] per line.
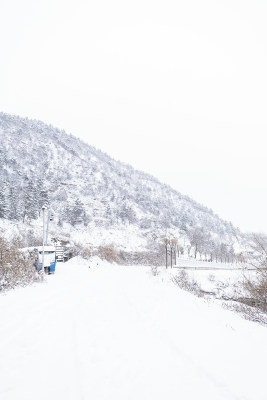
[223, 301, 267, 326]
[172, 269, 204, 298]
[221, 270, 267, 325]
[239, 233, 267, 316]
[117, 250, 164, 266]
[242, 270, 267, 313]
[0, 236, 41, 291]
[72, 242, 92, 260]
[151, 265, 159, 276]
[72, 243, 121, 264]
[97, 245, 122, 264]
[208, 274, 216, 283]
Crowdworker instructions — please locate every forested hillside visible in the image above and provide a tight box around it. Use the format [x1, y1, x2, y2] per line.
[0, 112, 239, 259]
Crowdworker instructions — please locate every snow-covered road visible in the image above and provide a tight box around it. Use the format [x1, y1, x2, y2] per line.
[0, 257, 266, 400]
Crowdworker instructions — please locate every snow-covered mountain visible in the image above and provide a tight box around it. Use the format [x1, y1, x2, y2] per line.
[0, 112, 239, 253]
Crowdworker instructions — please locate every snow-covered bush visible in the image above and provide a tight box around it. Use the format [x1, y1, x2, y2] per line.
[223, 300, 267, 326]
[172, 270, 204, 297]
[0, 236, 40, 291]
[208, 274, 215, 282]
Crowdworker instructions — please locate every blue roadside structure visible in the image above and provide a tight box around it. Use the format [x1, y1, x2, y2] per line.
[35, 246, 56, 274]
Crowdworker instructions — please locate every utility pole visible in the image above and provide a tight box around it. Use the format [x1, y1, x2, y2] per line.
[166, 244, 168, 269]
[42, 206, 46, 274]
[45, 210, 51, 246]
[45, 209, 54, 245]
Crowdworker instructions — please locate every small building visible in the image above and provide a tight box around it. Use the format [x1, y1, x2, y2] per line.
[35, 246, 56, 274]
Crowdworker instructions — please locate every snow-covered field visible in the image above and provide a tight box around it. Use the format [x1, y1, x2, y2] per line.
[0, 258, 266, 400]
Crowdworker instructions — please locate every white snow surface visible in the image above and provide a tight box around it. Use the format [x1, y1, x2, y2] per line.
[0, 258, 266, 400]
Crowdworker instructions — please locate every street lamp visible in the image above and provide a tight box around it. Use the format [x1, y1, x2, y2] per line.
[42, 206, 46, 274]
[45, 209, 55, 245]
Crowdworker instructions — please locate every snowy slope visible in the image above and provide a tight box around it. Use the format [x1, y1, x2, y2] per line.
[0, 258, 266, 400]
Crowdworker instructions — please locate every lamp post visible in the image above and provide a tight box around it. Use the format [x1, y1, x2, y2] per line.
[45, 210, 51, 246]
[42, 206, 46, 274]
[45, 209, 54, 245]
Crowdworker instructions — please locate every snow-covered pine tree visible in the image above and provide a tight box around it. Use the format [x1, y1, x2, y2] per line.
[7, 184, 22, 221]
[0, 183, 7, 218]
[23, 179, 39, 222]
[38, 180, 50, 212]
[70, 199, 85, 226]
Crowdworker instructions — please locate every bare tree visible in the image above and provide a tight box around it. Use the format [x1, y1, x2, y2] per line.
[161, 233, 178, 268]
[162, 237, 170, 268]
[170, 238, 177, 268]
[187, 227, 209, 259]
[241, 233, 267, 314]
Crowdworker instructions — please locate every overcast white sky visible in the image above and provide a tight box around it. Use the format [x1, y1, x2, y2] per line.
[1, 0, 267, 233]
